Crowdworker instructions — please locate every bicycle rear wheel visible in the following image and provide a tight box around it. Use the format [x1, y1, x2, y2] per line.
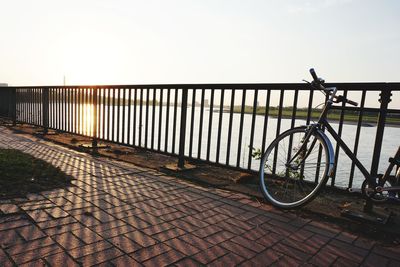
[260, 126, 331, 209]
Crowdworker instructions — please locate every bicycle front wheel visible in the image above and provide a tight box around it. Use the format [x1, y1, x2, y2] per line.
[260, 126, 331, 209]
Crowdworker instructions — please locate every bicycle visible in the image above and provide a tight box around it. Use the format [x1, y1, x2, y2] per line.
[259, 69, 400, 209]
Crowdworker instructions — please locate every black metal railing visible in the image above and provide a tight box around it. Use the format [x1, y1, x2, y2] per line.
[1, 83, 399, 189]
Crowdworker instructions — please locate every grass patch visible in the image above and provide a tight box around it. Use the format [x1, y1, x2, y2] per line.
[0, 149, 73, 199]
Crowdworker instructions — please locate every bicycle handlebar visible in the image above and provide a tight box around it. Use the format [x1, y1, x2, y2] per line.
[309, 68, 319, 82]
[309, 68, 358, 107]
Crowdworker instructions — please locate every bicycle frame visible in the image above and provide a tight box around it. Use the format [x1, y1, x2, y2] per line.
[311, 87, 400, 190]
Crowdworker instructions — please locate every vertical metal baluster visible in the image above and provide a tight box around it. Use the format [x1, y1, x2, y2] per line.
[206, 88, 215, 161]
[288, 90, 298, 176]
[58, 88, 61, 131]
[151, 88, 156, 150]
[107, 89, 111, 140]
[73, 88, 77, 133]
[272, 89, 285, 173]
[165, 88, 171, 152]
[216, 89, 225, 163]
[139, 88, 143, 147]
[63, 88, 67, 131]
[112, 88, 116, 142]
[236, 89, 247, 168]
[145, 88, 150, 148]
[158, 88, 163, 151]
[127, 88, 132, 145]
[133, 88, 137, 146]
[331, 90, 347, 187]
[349, 90, 366, 188]
[248, 90, 258, 170]
[84, 88, 88, 135]
[197, 89, 205, 159]
[172, 89, 178, 154]
[122, 88, 126, 143]
[226, 89, 235, 165]
[117, 88, 121, 143]
[189, 89, 196, 158]
[101, 88, 105, 140]
[261, 90, 271, 155]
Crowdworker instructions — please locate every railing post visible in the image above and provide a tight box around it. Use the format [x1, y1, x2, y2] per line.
[92, 88, 98, 149]
[177, 88, 188, 168]
[11, 88, 17, 126]
[366, 86, 392, 212]
[42, 88, 49, 134]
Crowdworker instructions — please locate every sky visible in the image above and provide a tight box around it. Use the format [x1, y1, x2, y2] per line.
[0, 0, 399, 86]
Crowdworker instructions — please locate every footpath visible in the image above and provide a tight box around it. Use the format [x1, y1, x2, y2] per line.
[0, 126, 399, 266]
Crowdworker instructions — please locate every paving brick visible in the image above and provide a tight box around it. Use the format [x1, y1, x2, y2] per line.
[178, 233, 213, 250]
[97, 224, 137, 239]
[111, 254, 142, 267]
[273, 255, 302, 267]
[209, 252, 245, 266]
[202, 214, 230, 225]
[335, 231, 358, 244]
[53, 232, 86, 250]
[44, 251, 80, 267]
[71, 227, 103, 244]
[72, 213, 102, 226]
[231, 235, 266, 253]
[109, 235, 142, 253]
[158, 211, 187, 222]
[0, 204, 20, 214]
[124, 230, 157, 247]
[44, 207, 70, 219]
[36, 216, 77, 229]
[280, 236, 319, 255]
[18, 258, 47, 267]
[219, 240, 257, 259]
[362, 252, 390, 267]
[152, 227, 186, 242]
[69, 240, 113, 259]
[122, 215, 152, 229]
[90, 220, 128, 233]
[142, 222, 175, 236]
[129, 243, 173, 262]
[174, 258, 204, 267]
[308, 248, 338, 266]
[26, 210, 55, 223]
[44, 222, 83, 236]
[6, 237, 55, 255]
[0, 229, 24, 248]
[332, 257, 359, 267]
[330, 239, 369, 261]
[192, 245, 229, 265]
[243, 248, 281, 266]
[142, 249, 185, 267]
[272, 243, 312, 262]
[169, 220, 200, 233]
[77, 247, 123, 266]
[135, 212, 164, 226]
[16, 225, 47, 241]
[164, 237, 200, 256]
[12, 244, 63, 265]
[372, 244, 400, 261]
[0, 248, 14, 267]
[0, 219, 31, 231]
[191, 225, 222, 238]
[205, 230, 235, 245]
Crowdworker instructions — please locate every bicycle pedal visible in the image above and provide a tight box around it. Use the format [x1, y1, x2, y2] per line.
[348, 188, 362, 193]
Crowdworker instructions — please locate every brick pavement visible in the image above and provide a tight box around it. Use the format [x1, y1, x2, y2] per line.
[0, 126, 399, 266]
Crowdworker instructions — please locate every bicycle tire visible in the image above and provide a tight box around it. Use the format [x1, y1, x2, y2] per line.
[259, 126, 332, 209]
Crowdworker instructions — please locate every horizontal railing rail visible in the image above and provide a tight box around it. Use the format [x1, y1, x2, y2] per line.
[1, 82, 399, 189]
